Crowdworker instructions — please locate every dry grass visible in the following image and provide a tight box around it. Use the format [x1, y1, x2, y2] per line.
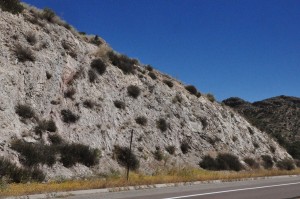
[1, 168, 300, 197]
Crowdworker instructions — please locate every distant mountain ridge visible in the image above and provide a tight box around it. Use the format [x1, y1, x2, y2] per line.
[223, 95, 300, 159]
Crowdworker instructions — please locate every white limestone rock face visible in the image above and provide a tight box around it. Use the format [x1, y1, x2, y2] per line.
[0, 9, 290, 179]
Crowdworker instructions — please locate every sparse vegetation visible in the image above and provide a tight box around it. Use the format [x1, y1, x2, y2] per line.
[156, 118, 168, 132]
[200, 153, 243, 171]
[113, 146, 139, 170]
[107, 51, 138, 74]
[114, 100, 126, 109]
[14, 44, 35, 62]
[64, 87, 76, 99]
[48, 134, 63, 145]
[172, 94, 183, 104]
[91, 59, 106, 75]
[180, 141, 190, 154]
[15, 104, 35, 119]
[163, 80, 174, 88]
[153, 149, 163, 161]
[244, 157, 259, 169]
[165, 145, 175, 155]
[248, 127, 254, 135]
[34, 119, 57, 135]
[25, 31, 37, 45]
[61, 109, 79, 123]
[88, 69, 97, 83]
[0, 0, 24, 14]
[135, 116, 147, 126]
[83, 100, 95, 109]
[148, 72, 157, 80]
[41, 8, 56, 22]
[145, 65, 153, 71]
[127, 85, 141, 99]
[206, 93, 215, 102]
[276, 158, 295, 170]
[261, 155, 274, 169]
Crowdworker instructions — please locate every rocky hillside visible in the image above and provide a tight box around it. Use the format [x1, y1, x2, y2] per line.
[0, 4, 291, 180]
[223, 96, 300, 159]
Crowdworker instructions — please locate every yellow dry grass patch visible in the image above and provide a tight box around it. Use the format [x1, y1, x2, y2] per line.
[1, 168, 300, 197]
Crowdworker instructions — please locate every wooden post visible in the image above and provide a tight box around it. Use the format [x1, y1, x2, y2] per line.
[127, 129, 134, 181]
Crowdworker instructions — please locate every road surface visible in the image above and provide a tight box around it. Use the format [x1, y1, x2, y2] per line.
[66, 175, 300, 199]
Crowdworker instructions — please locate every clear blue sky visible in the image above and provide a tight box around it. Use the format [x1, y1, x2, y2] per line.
[22, 0, 300, 102]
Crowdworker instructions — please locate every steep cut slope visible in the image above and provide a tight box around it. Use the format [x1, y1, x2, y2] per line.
[223, 96, 300, 159]
[0, 6, 290, 179]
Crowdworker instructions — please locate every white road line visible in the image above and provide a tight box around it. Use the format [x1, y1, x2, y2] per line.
[162, 181, 300, 199]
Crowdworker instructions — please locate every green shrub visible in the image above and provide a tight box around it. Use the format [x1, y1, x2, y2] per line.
[185, 85, 198, 96]
[0, 158, 45, 183]
[107, 51, 138, 74]
[127, 85, 141, 98]
[148, 72, 157, 80]
[60, 143, 100, 167]
[113, 146, 139, 170]
[25, 31, 37, 45]
[35, 119, 57, 135]
[48, 134, 63, 145]
[163, 80, 174, 88]
[261, 155, 274, 169]
[199, 155, 218, 170]
[165, 145, 175, 155]
[15, 104, 35, 119]
[135, 116, 147, 126]
[91, 59, 106, 75]
[42, 8, 56, 22]
[61, 109, 79, 123]
[88, 69, 97, 83]
[276, 158, 295, 170]
[11, 140, 56, 167]
[153, 149, 163, 161]
[207, 93, 215, 102]
[217, 153, 243, 171]
[0, 0, 24, 14]
[145, 65, 153, 71]
[114, 100, 125, 109]
[199, 153, 243, 171]
[14, 44, 35, 62]
[156, 118, 168, 132]
[180, 141, 190, 154]
[244, 157, 259, 169]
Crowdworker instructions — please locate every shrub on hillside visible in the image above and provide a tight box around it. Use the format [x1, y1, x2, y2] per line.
[127, 85, 141, 99]
[276, 158, 295, 170]
[156, 118, 168, 132]
[25, 31, 37, 46]
[148, 72, 157, 80]
[199, 153, 243, 171]
[114, 100, 126, 109]
[261, 155, 274, 169]
[91, 58, 106, 75]
[287, 141, 300, 160]
[135, 116, 147, 126]
[145, 65, 153, 71]
[11, 140, 56, 167]
[41, 8, 56, 22]
[185, 85, 198, 96]
[244, 157, 259, 169]
[35, 119, 57, 135]
[61, 109, 79, 123]
[15, 104, 35, 119]
[60, 143, 100, 167]
[88, 69, 97, 83]
[0, 0, 24, 14]
[165, 145, 175, 155]
[83, 100, 95, 109]
[153, 149, 163, 161]
[163, 80, 174, 88]
[113, 146, 139, 170]
[207, 93, 215, 102]
[14, 44, 35, 62]
[0, 158, 45, 183]
[107, 51, 138, 74]
[48, 134, 63, 145]
[64, 87, 76, 99]
[180, 141, 190, 154]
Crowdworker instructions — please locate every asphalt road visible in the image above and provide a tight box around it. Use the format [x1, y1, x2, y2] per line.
[66, 176, 300, 199]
